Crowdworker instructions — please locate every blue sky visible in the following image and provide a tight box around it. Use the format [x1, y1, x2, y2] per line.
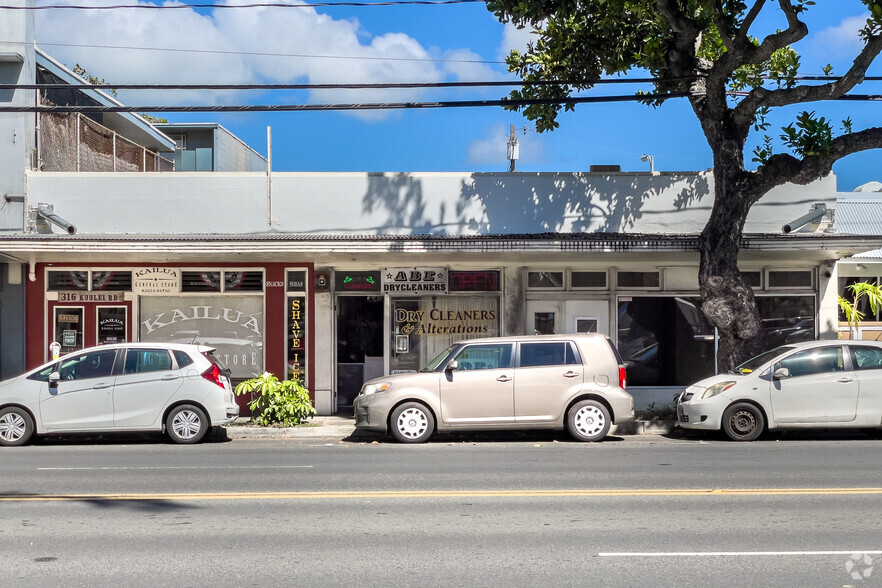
[26, 0, 882, 191]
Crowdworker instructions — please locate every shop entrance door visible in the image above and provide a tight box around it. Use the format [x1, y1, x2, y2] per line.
[526, 301, 561, 335]
[47, 301, 132, 359]
[336, 296, 384, 412]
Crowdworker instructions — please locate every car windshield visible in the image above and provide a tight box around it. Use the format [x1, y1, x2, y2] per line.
[421, 345, 456, 372]
[734, 345, 796, 374]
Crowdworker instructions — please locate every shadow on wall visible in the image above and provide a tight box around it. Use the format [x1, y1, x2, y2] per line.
[458, 173, 711, 234]
[357, 172, 711, 235]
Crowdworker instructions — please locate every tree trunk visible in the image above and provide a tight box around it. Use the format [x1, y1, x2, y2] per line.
[698, 175, 763, 373]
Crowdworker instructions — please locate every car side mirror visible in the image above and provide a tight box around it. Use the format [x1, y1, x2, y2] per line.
[445, 360, 459, 372]
[48, 371, 60, 388]
[773, 367, 791, 380]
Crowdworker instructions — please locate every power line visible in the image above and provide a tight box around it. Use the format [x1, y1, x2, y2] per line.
[1, 1, 485, 9]
[4, 39, 503, 65]
[0, 78, 680, 91]
[1, 91, 878, 114]
[0, 92, 690, 113]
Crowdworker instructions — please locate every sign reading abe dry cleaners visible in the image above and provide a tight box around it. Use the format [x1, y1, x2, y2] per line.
[382, 267, 448, 294]
[133, 267, 181, 295]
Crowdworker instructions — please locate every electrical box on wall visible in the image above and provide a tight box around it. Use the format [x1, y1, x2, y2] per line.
[315, 272, 329, 292]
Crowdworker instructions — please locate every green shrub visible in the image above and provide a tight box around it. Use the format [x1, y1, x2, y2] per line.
[235, 372, 316, 426]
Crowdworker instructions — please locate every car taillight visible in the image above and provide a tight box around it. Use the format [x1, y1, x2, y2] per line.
[202, 364, 225, 389]
[618, 366, 627, 390]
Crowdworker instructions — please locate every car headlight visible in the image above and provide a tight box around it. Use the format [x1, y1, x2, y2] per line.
[361, 382, 391, 396]
[701, 381, 737, 399]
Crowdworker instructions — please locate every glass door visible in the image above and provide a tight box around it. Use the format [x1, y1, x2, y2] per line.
[336, 296, 384, 411]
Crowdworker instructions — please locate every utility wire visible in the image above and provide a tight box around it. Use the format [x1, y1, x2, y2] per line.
[0, 92, 690, 113]
[0, 39, 503, 65]
[1, 92, 878, 114]
[0, 78, 685, 90]
[1, 1, 485, 9]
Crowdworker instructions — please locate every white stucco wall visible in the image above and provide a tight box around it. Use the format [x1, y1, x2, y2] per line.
[24, 170, 838, 236]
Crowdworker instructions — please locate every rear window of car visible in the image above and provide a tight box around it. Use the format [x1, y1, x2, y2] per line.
[519, 342, 581, 367]
[850, 345, 882, 371]
[125, 349, 173, 374]
[173, 350, 194, 368]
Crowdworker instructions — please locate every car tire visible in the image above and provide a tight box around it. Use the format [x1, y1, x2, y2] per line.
[166, 404, 209, 444]
[390, 402, 434, 443]
[0, 407, 35, 447]
[722, 402, 764, 442]
[567, 399, 611, 442]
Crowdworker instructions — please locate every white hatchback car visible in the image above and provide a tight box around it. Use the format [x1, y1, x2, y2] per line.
[678, 340, 882, 441]
[0, 343, 240, 446]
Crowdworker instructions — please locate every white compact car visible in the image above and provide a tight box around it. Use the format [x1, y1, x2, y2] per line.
[678, 340, 882, 441]
[0, 343, 239, 446]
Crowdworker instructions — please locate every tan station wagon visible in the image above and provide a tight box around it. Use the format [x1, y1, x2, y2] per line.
[353, 334, 634, 443]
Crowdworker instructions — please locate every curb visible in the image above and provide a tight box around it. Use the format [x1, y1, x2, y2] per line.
[221, 419, 680, 439]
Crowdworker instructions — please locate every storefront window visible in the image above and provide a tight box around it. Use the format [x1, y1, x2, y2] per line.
[139, 296, 263, 379]
[839, 277, 879, 322]
[618, 297, 714, 387]
[92, 271, 132, 291]
[181, 271, 222, 292]
[618, 295, 816, 386]
[48, 271, 89, 291]
[390, 296, 499, 373]
[97, 306, 127, 344]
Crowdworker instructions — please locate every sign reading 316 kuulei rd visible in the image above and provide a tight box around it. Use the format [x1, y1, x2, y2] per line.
[133, 267, 181, 295]
[382, 267, 448, 295]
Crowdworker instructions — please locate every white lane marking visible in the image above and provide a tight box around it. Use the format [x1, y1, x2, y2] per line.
[37, 465, 315, 471]
[598, 551, 882, 557]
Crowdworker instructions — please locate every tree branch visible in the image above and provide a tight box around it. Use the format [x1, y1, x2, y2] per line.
[750, 126, 882, 197]
[734, 31, 882, 126]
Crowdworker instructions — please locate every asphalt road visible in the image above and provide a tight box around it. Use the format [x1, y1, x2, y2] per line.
[2, 430, 882, 587]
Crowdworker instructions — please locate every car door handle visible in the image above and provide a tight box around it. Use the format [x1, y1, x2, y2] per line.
[162, 374, 181, 381]
[838, 377, 854, 383]
[497, 375, 512, 383]
[92, 382, 112, 390]
[563, 371, 580, 378]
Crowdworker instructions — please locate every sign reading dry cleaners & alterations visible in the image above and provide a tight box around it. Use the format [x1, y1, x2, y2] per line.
[133, 267, 181, 295]
[382, 267, 448, 295]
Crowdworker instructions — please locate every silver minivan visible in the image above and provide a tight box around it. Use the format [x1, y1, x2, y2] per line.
[354, 334, 634, 443]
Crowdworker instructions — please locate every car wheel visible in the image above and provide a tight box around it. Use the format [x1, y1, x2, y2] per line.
[722, 402, 764, 442]
[166, 404, 209, 444]
[390, 402, 434, 443]
[567, 399, 611, 442]
[0, 407, 35, 447]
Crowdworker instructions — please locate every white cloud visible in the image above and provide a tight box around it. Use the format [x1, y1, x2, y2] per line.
[498, 21, 539, 62]
[467, 122, 545, 168]
[33, 0, 496, 119]
[811, 15, 865, 59]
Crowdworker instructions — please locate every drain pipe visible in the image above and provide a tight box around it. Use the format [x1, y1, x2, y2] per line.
[37, 206, 77, 235]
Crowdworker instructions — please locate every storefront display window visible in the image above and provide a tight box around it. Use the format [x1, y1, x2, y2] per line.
[139, 295, 264, 379]
[390, 296, 499, 373]
[97, 306, 127, 344]
[618, 295, 816, 386]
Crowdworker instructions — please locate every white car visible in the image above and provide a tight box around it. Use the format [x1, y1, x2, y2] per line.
[678, 340, 882, 441]
[0, 343, 240, 446]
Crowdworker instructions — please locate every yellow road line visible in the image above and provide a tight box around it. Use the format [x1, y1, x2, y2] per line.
[3, 487, 882, 502]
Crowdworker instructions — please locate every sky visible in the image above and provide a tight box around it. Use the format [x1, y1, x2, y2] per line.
[17, 0, 882, 191]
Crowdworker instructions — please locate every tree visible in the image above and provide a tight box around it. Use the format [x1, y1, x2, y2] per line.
[487, 0, 882, 370]
[838, 281, 882, 338]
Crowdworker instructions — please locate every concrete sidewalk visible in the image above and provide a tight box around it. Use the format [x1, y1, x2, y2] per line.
[221, 416, 678, 440]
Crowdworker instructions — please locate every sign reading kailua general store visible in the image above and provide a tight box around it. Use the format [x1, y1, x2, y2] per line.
[133, 267, 181, 295]
[382, 267, 448, 294]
